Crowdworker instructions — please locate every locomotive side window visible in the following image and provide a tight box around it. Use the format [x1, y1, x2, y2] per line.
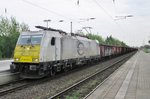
[51, 37, 55, 46]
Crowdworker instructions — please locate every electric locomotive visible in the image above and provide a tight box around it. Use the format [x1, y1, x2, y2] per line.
[10, 26, 100, 78]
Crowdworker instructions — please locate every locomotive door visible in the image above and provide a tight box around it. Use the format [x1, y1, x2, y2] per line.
[55, 37, 61, 60]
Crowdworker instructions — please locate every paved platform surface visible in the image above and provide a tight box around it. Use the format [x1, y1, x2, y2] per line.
[0, 59, 12, 72]
[86, 51, 150, 99]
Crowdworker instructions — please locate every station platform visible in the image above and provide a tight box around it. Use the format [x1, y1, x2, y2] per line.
[86, 51, 150, 99]
[0, 59, 12, 72]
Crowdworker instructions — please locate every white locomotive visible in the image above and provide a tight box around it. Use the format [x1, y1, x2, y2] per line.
[10, 26, 100, 78]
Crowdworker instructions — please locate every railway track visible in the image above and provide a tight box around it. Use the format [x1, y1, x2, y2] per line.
[0, 82, 27, 96]
[0, 65, 92, 97]
[0, 78, 24, 87]
[0, 79, 31, 96]
[0, 52, 135, 98]
[0, 68, 86, 96]
[0, 75, 59, 96]
[49, 52, 134, 99]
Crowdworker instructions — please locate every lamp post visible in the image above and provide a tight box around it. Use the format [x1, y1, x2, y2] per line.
[70, 22, 73, 33]
[43, 19, 51, 28]
[59, 20, 64, 22]
[115, 15, 133, 20]
[147, 36, 150, 44]
[43, 19, 64, 29]
[79, 17, 96, 22]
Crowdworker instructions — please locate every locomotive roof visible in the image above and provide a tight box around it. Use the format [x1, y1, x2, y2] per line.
[21, 26, 98, 43]
[35, 26, 92, 40]
[21, 31, 43, 35]
[35, 26, 67, 34]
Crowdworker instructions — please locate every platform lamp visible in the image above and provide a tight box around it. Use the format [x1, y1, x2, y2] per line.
[115, 15, 133, 20]
[43, 19, 51, 28]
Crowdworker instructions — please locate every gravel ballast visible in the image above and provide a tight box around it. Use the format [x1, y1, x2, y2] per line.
[0, 52, 135, 99]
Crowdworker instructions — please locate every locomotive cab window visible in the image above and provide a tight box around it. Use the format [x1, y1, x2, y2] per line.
[18, 35, 43, 45]
[51, 37, 55, 46]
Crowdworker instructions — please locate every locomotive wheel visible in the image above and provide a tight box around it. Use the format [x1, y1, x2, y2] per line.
[10, 64, 19, 73]
[70, 63, 73, 70]
[10, 69, 18, 73]
[50, 69, 56, 76]
[63, 67, 69, 72]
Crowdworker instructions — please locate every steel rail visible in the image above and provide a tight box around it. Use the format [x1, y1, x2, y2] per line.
[83, 52, 137, 99]
[49, 52, 135, 99]
[0, 52, 136, 97]
[0, 82, 29, 96]
[83, 57, 130, 99]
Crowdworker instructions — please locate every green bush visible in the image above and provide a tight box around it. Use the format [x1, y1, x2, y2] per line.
[0, 16, 29, 59]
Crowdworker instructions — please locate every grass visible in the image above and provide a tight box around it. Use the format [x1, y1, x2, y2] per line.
[144, 48, 150, 53]
[65, 92, 80, 99]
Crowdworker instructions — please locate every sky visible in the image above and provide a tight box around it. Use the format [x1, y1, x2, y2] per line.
[0, 0, 150, 47]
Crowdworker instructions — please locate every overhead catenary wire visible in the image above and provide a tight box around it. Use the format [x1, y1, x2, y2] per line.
[75, 0, 125, 35]
[21, 0, 92, 33]
[93, 0, 126, 34]
[93, 0, 115, 21]
[21, 0, 72, 21]
[22, 0, 123, 35]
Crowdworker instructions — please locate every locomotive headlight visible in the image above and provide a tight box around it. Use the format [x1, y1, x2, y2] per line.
[15, 58, 19, 61]
[33, 58, 39, 62]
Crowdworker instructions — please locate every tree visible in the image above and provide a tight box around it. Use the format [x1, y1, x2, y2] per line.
[105, 35, 127, 47]
[86, 33, 105, 44]
[83, 33, 127, 46]
[144, 45, 150, 49]
[0, 16, 29, 59]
